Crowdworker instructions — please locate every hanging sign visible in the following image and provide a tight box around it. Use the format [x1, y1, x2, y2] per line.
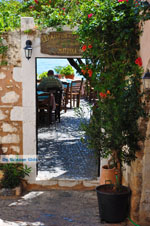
[41, 31, 82, 56]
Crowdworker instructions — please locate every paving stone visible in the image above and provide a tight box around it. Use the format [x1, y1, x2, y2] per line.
[0, 190, 129, 226]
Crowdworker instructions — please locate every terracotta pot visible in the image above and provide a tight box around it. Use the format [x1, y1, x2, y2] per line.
[99, 165, 117, 185]
[55, 74, 64, 79]
[0, 54, 2, 63]
[65, 74, 74, 79]
[21, 179, 28, 190]
[14, 185, 22, 196]
[0, 170, 4, 180]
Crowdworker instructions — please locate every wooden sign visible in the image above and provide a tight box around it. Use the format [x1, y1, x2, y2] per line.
[41, 31, 82, 56]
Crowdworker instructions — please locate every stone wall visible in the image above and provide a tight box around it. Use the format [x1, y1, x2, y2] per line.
[0, 28, 22, 158]
[0, 66, 23, 158]
[138, 19, 150, 225]
[1, 31, 21, 67]
[123, 19, 150, 226]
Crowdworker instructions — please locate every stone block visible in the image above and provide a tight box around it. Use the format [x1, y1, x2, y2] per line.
[83, 180, 99, 187]
[2, 122, 17, 133]
[0, 134, 20, 144]
[1, 147, 8, 154]
[6, 32, 21, 67]
[1, 91, 19, 104]
[36, 180, 58, 186]
[58, 180, 79, 187]
[10, 107, 23, 121]
[0, 72, 6, 79]
[0, 110, 7, 120]
[13, 67, 22, 82]
[10, 146, 20, 153]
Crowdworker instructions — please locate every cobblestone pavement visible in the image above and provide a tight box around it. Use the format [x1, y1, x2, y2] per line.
[37, 99, 98, 180]
[0, 190, 131, 226]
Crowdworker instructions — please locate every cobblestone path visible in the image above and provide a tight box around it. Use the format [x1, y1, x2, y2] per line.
[0, 190, 130, 226]
[37, 99, 98, 180]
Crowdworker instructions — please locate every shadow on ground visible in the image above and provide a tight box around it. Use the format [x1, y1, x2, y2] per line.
[37, 100, 98, 180]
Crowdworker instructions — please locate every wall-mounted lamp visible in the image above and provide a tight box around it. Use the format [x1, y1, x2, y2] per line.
[143, 70, 150, 91]
[24, 40, 32, 60]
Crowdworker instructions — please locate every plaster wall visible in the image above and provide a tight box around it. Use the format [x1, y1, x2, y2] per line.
[20, 18, 81, 183]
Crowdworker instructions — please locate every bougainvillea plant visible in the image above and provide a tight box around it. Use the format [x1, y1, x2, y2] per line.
[72, 0, 150, 175]
[1, 0, 150, 179]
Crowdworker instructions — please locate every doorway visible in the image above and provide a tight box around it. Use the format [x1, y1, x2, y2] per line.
[35, 57, 98, 181]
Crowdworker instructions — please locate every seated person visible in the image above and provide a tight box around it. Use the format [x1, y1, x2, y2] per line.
[37, 70, 62, 91]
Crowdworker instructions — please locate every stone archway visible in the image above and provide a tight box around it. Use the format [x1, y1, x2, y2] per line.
[20, 17, 99, 189]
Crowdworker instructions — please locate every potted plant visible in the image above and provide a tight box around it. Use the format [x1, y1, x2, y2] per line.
[60, 65, 74, 79]
[54, 66, 65, 79]
[0, 163, 31, 196]
[79, 75, 146, 222]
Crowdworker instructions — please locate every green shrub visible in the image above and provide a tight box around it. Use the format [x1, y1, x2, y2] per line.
[54, 66, 64, 74]
[60, 65, 74, 75]
[37, 71, 48, 79]
[0, 164, 31, 189]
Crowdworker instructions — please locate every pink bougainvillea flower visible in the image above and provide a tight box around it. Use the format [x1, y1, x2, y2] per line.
[62, 8, 66, 11]
[135, 57, 142, 67]
[118, 0, 128, 2]
[34, 0, 38, 4]
[88, 44, 93, 49]
[88, 13, 93, 18]
[82, 45, 87, 51]
[88, 69, 93, 77]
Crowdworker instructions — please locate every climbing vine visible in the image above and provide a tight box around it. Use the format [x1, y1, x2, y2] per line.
[0, 0, 22, 64]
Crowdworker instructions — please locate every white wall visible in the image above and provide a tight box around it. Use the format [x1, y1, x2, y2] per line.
[21, 18, 81, 183]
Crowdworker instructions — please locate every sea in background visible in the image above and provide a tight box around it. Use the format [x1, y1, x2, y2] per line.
[36, 58, 84, 78]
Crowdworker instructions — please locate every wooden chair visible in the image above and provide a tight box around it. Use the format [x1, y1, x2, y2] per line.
[37, 79, 41, 86]
[61, 81, 69, 112]
[37, 91, 52, 124]
[85, 80, 98, 103]
[68, 78, 83, 108]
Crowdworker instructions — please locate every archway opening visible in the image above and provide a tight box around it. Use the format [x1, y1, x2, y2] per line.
[35, 57, 98, 181]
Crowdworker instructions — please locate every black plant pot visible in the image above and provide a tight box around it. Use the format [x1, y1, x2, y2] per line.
[96, 184, 131, 223]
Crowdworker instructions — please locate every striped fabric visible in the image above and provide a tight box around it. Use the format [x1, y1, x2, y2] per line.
[38, 76, 62, 91]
